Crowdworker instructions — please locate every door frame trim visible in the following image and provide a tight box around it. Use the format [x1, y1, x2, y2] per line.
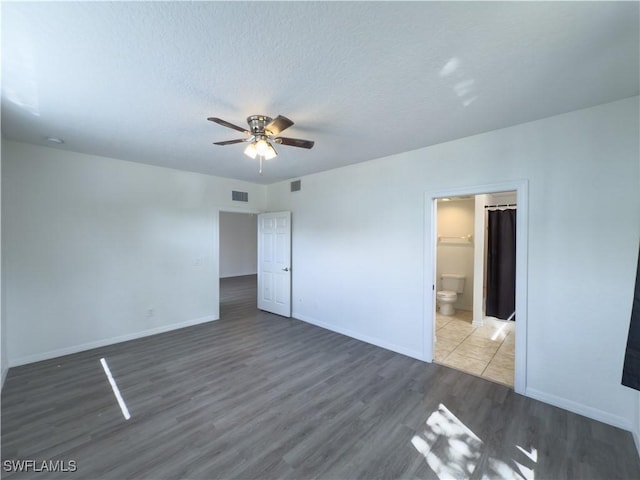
[424, 180, 529, 394]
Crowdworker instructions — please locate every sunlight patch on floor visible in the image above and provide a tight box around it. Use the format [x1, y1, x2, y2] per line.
[100, 357, 131, 420]
[411, 404, 536, 479]
[491, 322, 509, 341]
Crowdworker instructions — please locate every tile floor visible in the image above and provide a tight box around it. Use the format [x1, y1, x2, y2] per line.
[434, 310, 515, 387]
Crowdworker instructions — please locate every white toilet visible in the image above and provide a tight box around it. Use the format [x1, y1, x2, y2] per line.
[436, 274, 465, 316]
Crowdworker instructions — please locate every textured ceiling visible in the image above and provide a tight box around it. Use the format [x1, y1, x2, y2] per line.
[2, 1, 638, 184]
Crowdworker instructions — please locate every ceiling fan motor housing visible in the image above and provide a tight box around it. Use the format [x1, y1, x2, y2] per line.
[247, 115, 272, 135]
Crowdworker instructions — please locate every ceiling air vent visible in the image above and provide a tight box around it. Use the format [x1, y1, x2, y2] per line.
[290, 180, 301, 192]
[232, 190, 248, 202]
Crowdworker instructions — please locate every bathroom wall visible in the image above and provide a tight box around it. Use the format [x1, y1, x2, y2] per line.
[484, 192, 517, 207]
[436, 198, 475, 311]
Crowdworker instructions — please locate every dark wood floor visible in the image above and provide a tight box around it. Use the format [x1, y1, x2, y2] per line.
[2, 274, 639, 479]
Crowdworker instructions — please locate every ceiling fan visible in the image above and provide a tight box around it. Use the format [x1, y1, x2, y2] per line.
[208, 115, 314, 174]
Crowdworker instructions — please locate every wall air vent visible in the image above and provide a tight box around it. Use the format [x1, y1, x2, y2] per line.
[232, 190, 248, 202]
[290, 180, 302, 192]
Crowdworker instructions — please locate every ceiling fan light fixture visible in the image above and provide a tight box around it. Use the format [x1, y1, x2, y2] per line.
[244, 141, 258, 159]
[245, 137, 277, 161]
[256, 137, 277, 160]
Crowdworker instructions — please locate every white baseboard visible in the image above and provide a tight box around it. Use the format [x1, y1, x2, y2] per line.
[526, 387, 633, 432]
[9, 315, 218, 367]
[293, 312, 424, 361]
[633, 427, 640, 459]
[1, 365, 7, 390]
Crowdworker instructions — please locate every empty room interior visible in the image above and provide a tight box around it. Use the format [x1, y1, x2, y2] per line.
[1, 2, 640, 479]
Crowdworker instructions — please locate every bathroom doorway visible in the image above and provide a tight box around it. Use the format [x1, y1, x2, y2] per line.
[424, 182, 528, 394]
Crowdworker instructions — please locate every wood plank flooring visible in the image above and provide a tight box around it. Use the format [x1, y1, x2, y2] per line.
[2, 274, 639, 479]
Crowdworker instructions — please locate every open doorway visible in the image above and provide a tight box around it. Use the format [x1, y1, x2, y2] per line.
[424, 181, 528, 394]
[219, 211, 258, 319]
[432, 192, 516, 387]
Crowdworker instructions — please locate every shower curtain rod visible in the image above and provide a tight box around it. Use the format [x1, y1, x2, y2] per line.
[484, 203, 517, 209]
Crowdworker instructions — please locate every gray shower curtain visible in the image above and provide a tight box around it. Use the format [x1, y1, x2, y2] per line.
[622, 244, 640, 391]
[486, 209, 516, 321]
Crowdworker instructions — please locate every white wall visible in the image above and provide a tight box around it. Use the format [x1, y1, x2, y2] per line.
[2, 140, 267, 365]
[267, 97, 640, 434]
[436, 198, 474, 311]
[219, 212, 257, 278]
[0, 140, 7, 388]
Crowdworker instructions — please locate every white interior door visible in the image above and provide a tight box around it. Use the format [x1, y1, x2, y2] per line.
[258, 211, 292, 317]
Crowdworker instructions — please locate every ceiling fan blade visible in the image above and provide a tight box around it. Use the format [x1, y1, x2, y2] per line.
[208, 117, 249, 134]
[274, 137, 315, 149]
[265, 115, 294, 135]
[213, 138, 247, 146]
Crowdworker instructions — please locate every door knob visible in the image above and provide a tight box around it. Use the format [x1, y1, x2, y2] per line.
[282, 267, 289, 272]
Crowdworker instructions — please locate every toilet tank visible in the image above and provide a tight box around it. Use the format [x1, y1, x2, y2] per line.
[441, 274, 465, 293]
